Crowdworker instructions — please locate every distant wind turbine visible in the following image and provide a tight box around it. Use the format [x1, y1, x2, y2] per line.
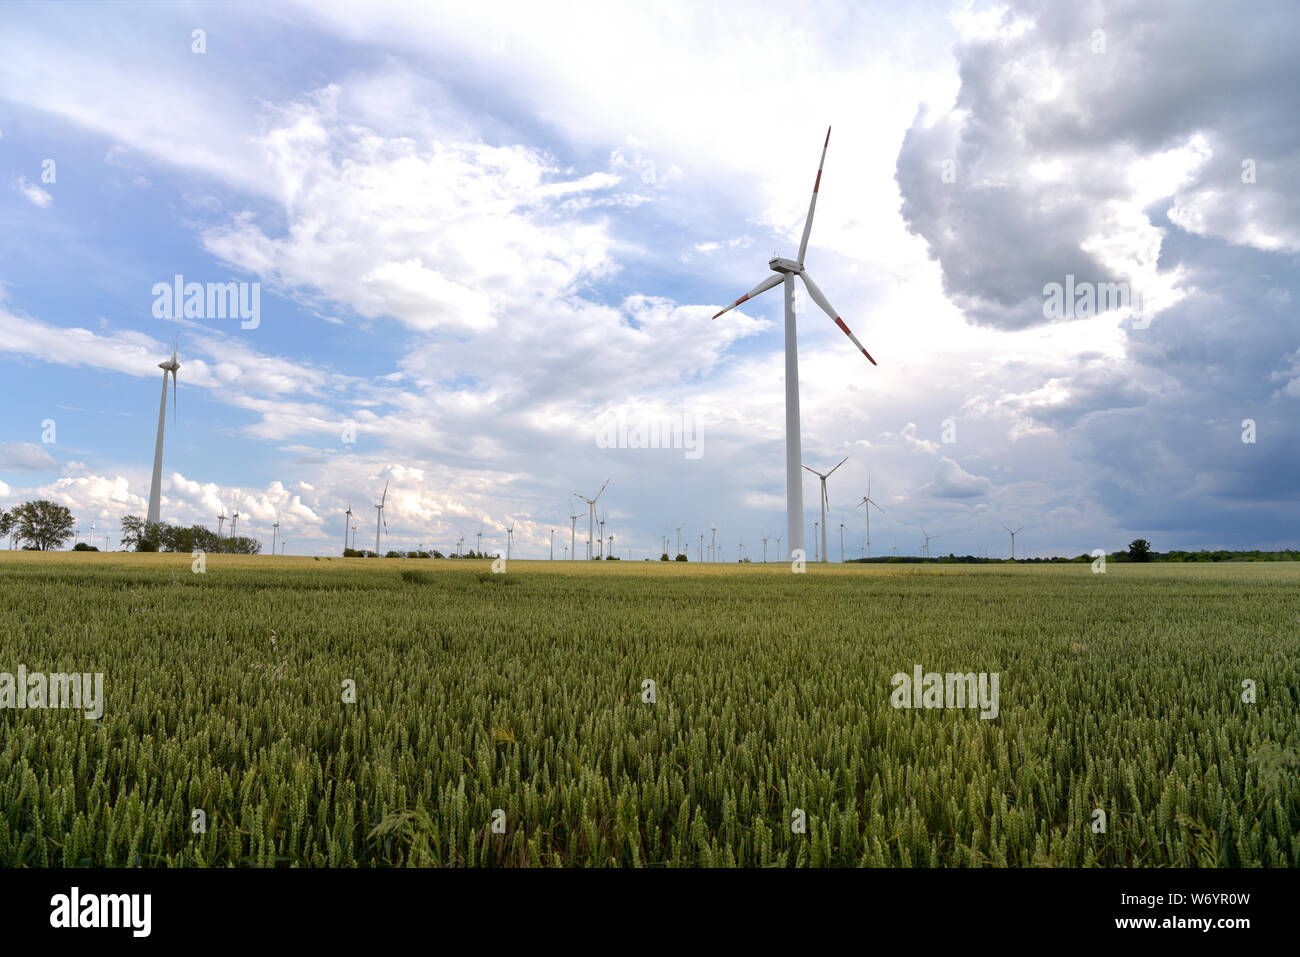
[343, 502, 352, 554]
[374, 482, 388, 556]
[1002, 524, 1025, 560]
[674, 521, 687, 559]
[217, 509, 227, 536]
[711, 127, 876, 561]
[573, 480, 609, 560]
[803, 456, 847, 563]
[856, 475, 885, 558]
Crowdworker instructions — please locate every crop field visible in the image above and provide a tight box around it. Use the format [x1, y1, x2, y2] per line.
[1, 553, 1297, 867]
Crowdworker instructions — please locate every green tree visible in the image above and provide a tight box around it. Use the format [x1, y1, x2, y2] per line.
[1128, 539, 1152, 562]
[0, 508, 13, 546]
[12, 499, 76, 550]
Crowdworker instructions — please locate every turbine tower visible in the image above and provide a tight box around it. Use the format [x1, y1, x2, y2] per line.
[920, 527, 939, 559]
[146, 338, 180, 526]
[1002, 524, 1025, 560]
[374, 482, 388, 556]
[217, 509, 227, 536]
[568, 500, 582, 561]
[802, 456, 847, 563]
[343, 502, 352, 554]
[272, 516, 280, 556]
[573, 480, 609, 560]
[856, 475, 885, 558]
[712, 127, 875, 562]
[674, 520, 687, 559]
[506, 522, 515, 561]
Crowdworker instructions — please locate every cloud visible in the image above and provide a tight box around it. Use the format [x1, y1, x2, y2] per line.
[922, 457, 991, 499]
[0, 442, 59, 471]
[13, 176, 52, 208]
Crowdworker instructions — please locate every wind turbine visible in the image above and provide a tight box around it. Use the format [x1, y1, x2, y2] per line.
[573, 480, 609, 560]
[374, 482, 388, 556]
[506, 522, 515, 561]
[456, 534, 464, 557]
[146, 337, 181, 526]
[674, 520, 687, 559]
[839, 519, 845, 563]
[1002, 524, 1025, 560]
[568, 499, 582, 561]
[272, 516, 280, 556]
[598, 516, 606, 559]
[920, 527, 939, 559]
[856, 475, 885, 558]
[761, 534, 769, 563]
[709, 525, 718, 562]
[217, 509, 227, 536]
[476, 529, 482, 556]
[343, 502, 352, 554]
[712, 127, 876, 562]
[549, 528, 555, 560]
[813, 521, 819, 560]
[230, 510, 239, 540]
[802, 457, 846, 564]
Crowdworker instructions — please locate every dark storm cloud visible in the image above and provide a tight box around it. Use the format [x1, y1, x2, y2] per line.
[895, 0, 1300, 547]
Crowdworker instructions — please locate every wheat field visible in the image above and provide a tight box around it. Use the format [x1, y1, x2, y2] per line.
[1, 553, 1296, 866]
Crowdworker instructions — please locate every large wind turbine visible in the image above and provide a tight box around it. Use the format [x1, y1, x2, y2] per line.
[573, 480, 609, 560]
[802, 456, 847, 563]
[674, 520, 687, 559]
[145, 338, 180, 526]
[712, 127, 876, 561]
[374, 482, 388, 556]
[1002, 524, 1025, 560]
[856, 475, 885, 558]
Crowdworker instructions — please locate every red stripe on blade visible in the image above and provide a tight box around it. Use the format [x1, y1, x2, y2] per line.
[834, 317, 850, 334]
[862, 348, 877, 365]
[824, 126, 831, 147]
[814, 170, 822, 193]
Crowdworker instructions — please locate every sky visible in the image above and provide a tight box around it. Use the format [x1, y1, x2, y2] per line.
[0, 0, 1296, 559]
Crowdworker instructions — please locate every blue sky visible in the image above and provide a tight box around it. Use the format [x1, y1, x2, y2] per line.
[1, 0, 1296, 558]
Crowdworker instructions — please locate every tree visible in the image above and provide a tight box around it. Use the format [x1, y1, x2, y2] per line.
[12, 500, 76, 550]
[0, 508, 13, 546]
[1128, 539, 1152, 562]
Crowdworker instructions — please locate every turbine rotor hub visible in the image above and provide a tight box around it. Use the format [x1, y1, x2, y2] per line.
[768, 257, 802, 274]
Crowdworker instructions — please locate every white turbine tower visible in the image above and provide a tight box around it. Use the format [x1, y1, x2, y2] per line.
[374, 482, 388, 556]
[709, 524, 718, 562]
[674, 520, 687, 559]
[573, 480, 609, 560]
[549, 528, 555, 560]
[761, 534, 769, 563]
[856, 475, 885, 559]
[568, 500, 582, 561]
[506, 522, 515, 561]
[217, 509, 227, 536]
[343, 502, 352, 554]
[1002, 524, 1025, 560]
[802, 456, 847, 563]
[272, 516, 280, 556]
[712, 127, 876, 562]
[146, 338, 180, 527]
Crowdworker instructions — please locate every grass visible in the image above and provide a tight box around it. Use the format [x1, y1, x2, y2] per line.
[1, 552, 1297, 866]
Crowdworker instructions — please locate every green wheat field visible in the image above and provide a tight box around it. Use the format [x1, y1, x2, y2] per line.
[2, 553, 1297, 867]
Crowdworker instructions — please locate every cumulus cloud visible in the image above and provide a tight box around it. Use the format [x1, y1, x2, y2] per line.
[923, 457, 991, 499]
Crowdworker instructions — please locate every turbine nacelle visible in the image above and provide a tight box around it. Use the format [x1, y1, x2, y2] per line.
[768, 257, 802, 274]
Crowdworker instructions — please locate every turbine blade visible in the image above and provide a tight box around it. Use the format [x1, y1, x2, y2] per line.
[797, 126, 831, 264]
[827, 456, 848, 477]
[800, 270, 876, 365]
[871, 500, 885, 513]
[711, 274, 782, 320]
